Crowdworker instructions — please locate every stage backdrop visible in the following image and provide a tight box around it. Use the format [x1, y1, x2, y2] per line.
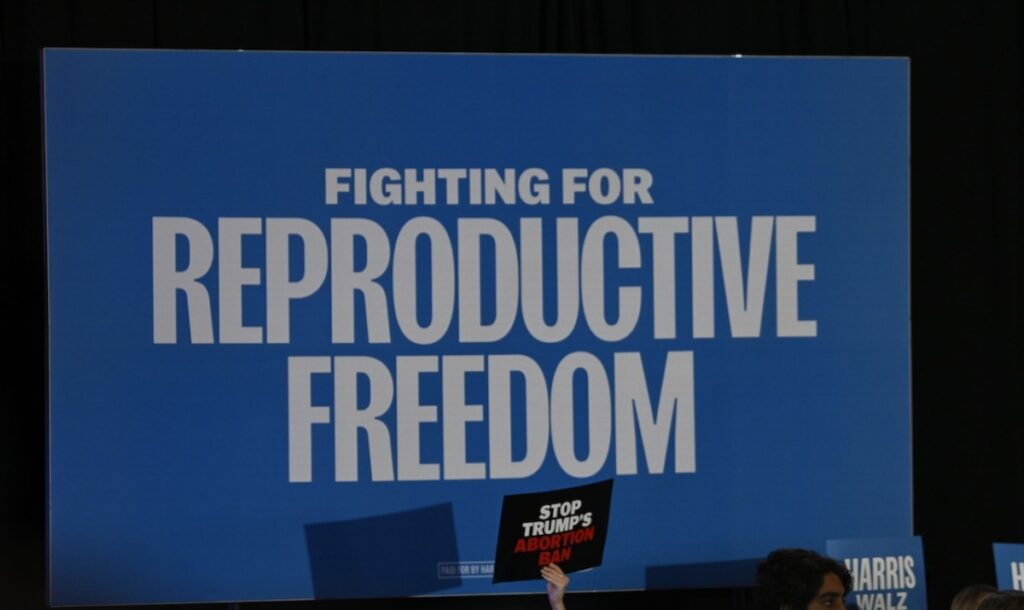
[44, 50, 910, 606]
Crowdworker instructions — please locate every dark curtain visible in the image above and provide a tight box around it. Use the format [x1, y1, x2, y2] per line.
[2, 2, 1020, 609]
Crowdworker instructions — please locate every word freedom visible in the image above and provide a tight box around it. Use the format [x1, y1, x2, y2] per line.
[287, 351, 695, 482]
[152, 215, 818, 344]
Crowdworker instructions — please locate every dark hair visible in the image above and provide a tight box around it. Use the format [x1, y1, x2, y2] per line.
[952, 584, 997, 610]
[977, 591, 1024, 610]
[756, 548, 852, 610]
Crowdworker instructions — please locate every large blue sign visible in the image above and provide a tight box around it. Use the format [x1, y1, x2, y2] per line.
[45, 50, 910, 605]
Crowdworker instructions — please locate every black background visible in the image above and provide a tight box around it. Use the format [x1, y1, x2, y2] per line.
[2, 1, 1020, 609]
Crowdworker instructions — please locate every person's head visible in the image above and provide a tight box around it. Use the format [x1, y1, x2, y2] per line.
[952, 584, 997, 610]
[977, 591, 1024, 610]
[756, 548, 852, 610]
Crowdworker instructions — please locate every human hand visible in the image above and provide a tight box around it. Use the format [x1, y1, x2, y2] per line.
[541, 563, 569, 610]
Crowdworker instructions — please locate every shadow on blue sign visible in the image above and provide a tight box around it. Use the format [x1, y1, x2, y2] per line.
[305, 503, 461, 599]
[646, 558, 761, 589]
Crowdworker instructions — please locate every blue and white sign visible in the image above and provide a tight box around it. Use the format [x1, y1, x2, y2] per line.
[45, 50, 910, 605]
[993, 543, 1024, 591]
[828, 537, 926, 610]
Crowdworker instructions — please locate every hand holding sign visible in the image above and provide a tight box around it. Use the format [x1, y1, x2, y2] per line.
[542, 563, 570, 610]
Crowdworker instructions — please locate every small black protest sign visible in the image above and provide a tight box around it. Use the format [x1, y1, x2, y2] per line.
[492, 479, 613, 583]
